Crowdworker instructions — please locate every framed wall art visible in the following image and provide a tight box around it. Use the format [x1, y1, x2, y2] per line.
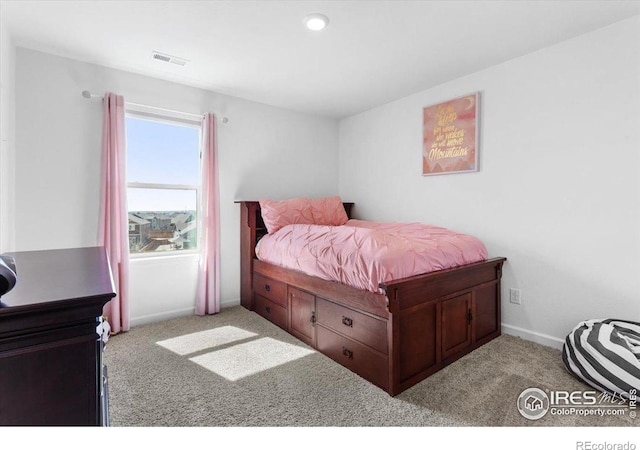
[422, 92, 479, 176]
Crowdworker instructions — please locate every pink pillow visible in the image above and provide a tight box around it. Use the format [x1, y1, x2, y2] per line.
[259, 196, 348, 234]
[259, 197, 315, 234]
[309, 196, 348, 226]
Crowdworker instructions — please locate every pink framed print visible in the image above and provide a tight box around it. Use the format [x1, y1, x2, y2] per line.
[422, 92, 479, 176]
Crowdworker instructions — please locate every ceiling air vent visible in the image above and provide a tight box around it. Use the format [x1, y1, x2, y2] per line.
[152, 51, 188, 66]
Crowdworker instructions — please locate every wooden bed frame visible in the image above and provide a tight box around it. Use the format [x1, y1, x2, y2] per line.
[237, 201, 506, 396]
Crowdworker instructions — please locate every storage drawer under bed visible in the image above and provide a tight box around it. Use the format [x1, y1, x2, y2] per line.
[316, 297, 388, 354]
[254, 294, 287, 330]
[253, 273, 287, 308]
[316, 325, 388, 391]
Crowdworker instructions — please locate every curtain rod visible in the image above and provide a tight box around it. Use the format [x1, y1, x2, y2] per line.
[81, 90, 229, 123]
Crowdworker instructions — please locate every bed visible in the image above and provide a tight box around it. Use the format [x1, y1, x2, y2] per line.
[237, 198, 506, 396]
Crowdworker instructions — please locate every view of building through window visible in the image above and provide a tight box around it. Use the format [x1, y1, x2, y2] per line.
[126, 114, 201, 254]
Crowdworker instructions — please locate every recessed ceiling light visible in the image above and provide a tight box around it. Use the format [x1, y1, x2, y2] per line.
[303, 13, 329, 31]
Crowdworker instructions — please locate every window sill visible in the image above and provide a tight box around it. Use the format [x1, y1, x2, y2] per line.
[129, 251, 199, 263]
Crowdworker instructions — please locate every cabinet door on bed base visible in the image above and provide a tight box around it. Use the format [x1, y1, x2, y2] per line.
[397, 300, 439, 384]
[473, 283, 500, 343]
[393, 286, 498, 392]
[441, 293, 472, 359]
[288, 287, 316, 347]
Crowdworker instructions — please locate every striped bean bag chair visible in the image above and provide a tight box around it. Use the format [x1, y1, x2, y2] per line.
[562, 319, 640, 398]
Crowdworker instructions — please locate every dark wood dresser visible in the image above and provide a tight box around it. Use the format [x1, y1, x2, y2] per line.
[0, 247, 115, 426]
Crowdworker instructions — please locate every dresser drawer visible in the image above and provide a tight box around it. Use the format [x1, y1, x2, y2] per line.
[254, 294, 287, 330]
[317, 326, 388, 391]
[316, 297, 388, 354]
[253, 273, 287, 308]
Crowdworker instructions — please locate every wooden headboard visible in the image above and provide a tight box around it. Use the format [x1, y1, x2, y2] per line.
[235, 201, 354, 309]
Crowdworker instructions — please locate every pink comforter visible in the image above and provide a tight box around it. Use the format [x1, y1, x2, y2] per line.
[256, 219, 488, 293]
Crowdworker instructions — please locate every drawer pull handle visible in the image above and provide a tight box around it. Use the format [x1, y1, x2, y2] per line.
[264, 284, 271, 292]
[342, 347, 353, 359]
[342, 316, 353, 327]
[310, 312, 316, 324]
[265, 306, 271, 314]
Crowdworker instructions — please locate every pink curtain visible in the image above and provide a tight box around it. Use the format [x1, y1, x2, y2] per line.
[195, 113, 221, 315]
[98, 93, 130, 333]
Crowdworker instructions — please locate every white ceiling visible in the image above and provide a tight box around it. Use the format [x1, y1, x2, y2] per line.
[2, 0, 639, 118]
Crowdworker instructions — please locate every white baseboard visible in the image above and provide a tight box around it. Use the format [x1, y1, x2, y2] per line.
[220, 297, 240, 309]
[131, 307, 195, 327]
[501, 323, 565, 350]
[130, 298, 241, 327]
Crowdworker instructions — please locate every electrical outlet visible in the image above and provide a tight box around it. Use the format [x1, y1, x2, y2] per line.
[509, 288, 521, 305]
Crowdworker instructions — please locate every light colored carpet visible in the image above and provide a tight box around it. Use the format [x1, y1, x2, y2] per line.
[103, 306, 636, 427]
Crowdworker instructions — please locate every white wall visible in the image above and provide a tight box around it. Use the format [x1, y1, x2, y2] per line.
[0, 16, 16, 253]
[338, 17, 640, 348]
[14, 48, 339, 324]
[10, 17, 639, 344]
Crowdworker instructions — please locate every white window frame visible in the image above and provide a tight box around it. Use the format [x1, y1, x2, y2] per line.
[125, 106, 202, 259]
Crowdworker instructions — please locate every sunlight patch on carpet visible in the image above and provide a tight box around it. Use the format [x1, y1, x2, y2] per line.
[189, 337, 316, 381]
[156, 326, 258, 355]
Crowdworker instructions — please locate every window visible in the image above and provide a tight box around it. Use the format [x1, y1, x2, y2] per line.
[126, 109, 201, 255]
